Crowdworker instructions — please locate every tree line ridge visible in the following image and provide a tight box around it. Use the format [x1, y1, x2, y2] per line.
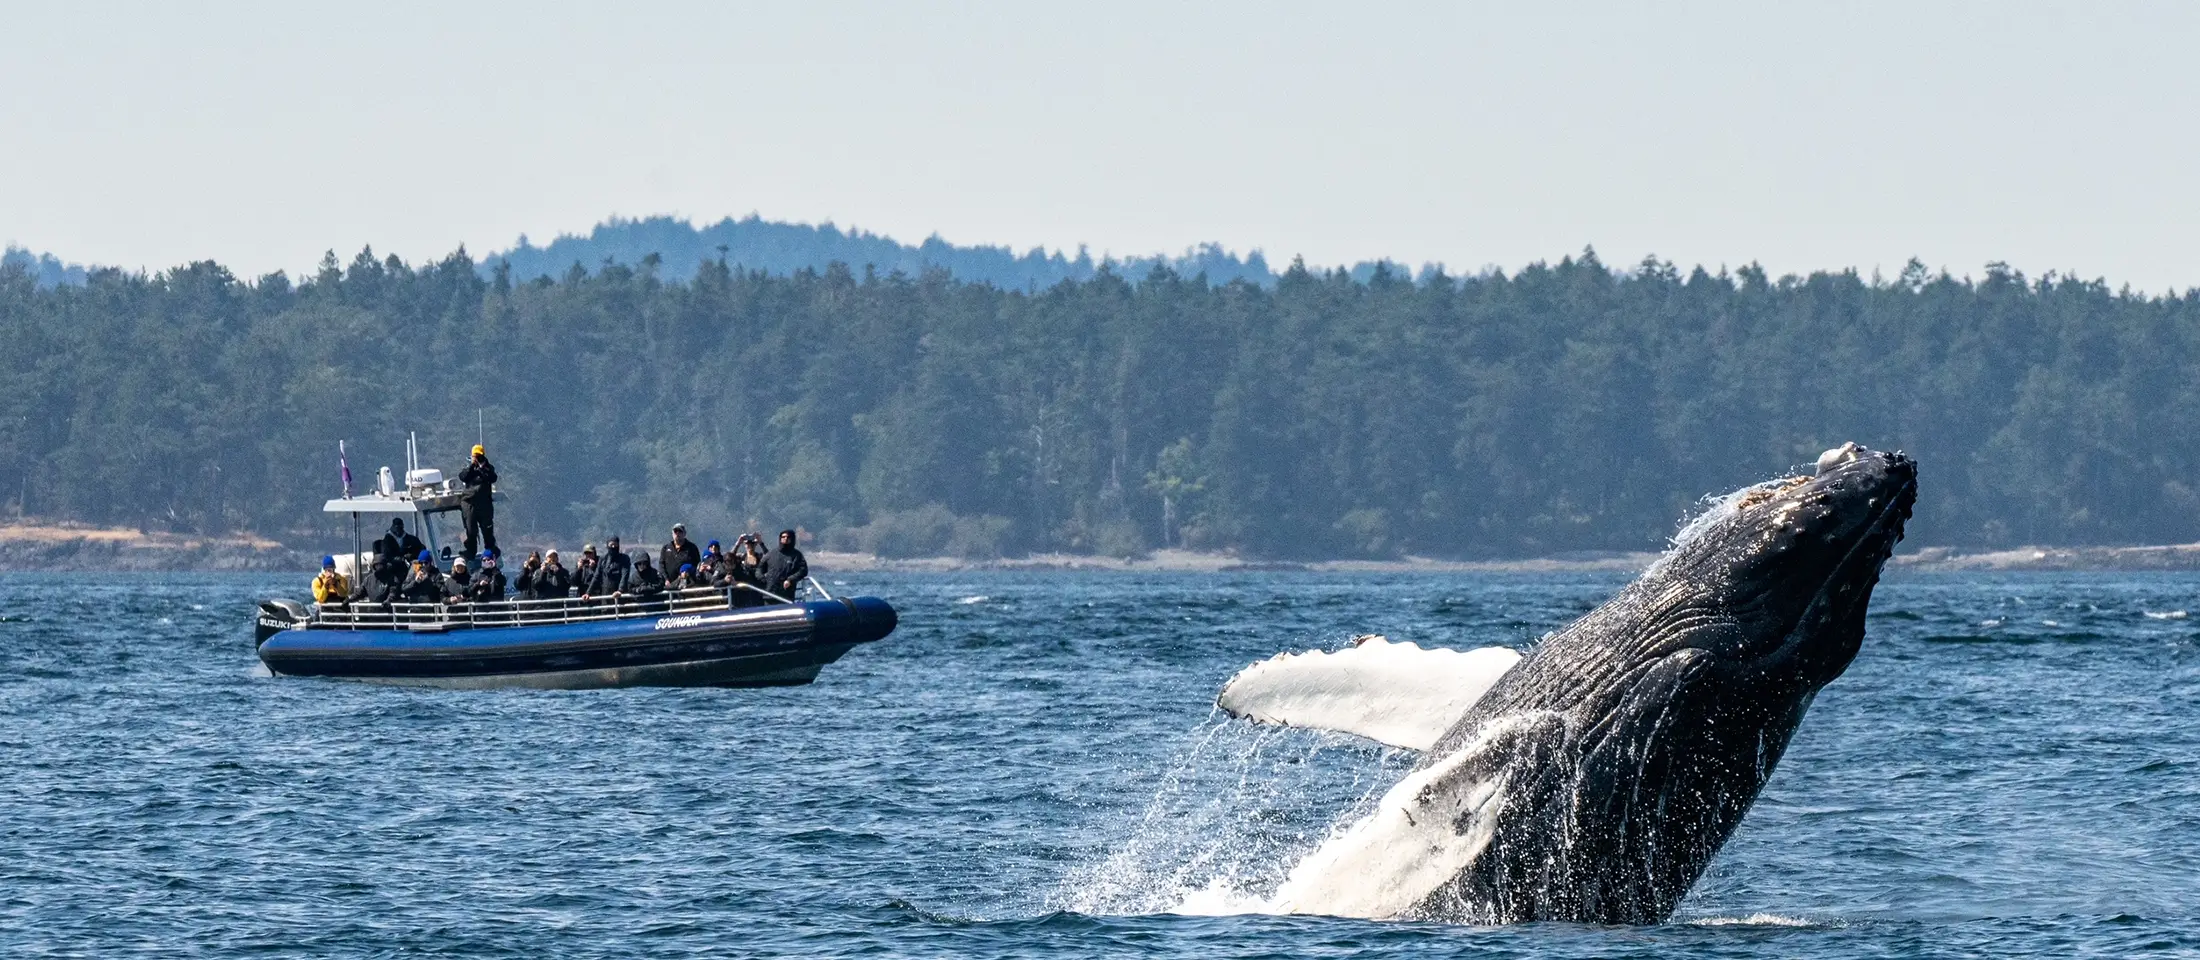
[0, 246, 2190, 559]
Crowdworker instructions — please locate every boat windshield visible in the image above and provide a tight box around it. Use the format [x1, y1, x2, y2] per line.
[419, 508, 466, 559]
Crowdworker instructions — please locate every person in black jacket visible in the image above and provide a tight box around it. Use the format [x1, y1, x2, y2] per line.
[458, 444, 499, 559]
[630, 554, 666, 593]
[628, 554, 668, 612]
[672, 563, 709, 592]
[468, 550, 506, 603]
[725, 534, 767, 605]
[660, 523, 701, 582]
[350, 542, 404, 604]
[374, 518, 426, 566]
[468, 552, 507, 603]
[572, 544, 600, 599]
[401, 551, 446, 605]
[535, 549, 572, 601]
[513, 549, 544, 599]
[758, 529, 808, 603]
[582, 537, 633, 599]
[602, 536, 633, 593]
[444, 556, 474, 604]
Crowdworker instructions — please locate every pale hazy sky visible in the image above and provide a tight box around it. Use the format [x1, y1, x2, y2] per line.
[4, 2, 2196, 289]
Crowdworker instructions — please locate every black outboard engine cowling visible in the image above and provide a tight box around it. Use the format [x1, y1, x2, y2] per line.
[255, 599, 310, 647]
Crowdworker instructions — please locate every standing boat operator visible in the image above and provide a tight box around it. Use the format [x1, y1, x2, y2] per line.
[459, 444, 499, 560]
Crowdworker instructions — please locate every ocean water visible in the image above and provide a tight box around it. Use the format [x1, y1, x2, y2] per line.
[2, 569, 2197, 957]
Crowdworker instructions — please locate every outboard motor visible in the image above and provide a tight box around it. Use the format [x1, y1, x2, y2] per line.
[255, 598, 310, 647]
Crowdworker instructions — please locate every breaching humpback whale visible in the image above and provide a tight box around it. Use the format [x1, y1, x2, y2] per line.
[1217, 444, 1916, 924]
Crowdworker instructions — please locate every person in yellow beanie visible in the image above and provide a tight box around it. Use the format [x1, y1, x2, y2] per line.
[458, 443, 499, 559]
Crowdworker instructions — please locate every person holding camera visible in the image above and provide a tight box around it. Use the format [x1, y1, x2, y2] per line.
[725, 533, 767, 606]
[458, 444, 499, 559]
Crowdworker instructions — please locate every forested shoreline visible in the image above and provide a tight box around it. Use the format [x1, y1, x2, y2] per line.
[0, 248, 2192, 559]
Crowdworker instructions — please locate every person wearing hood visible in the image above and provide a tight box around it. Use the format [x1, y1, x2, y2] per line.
[627, 553, 667, 610]
[352, 542, 404, 604]
[758, 529, 809, 603]
[587, 536, 633, 597]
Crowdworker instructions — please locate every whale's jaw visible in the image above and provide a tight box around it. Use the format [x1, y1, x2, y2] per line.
[1268, 445, 1916, 925]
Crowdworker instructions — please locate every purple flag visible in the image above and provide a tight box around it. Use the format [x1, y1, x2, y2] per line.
[340, 441, 352, 496]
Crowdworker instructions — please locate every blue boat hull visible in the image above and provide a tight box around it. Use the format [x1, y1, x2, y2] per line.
[256, 597, 896, 689]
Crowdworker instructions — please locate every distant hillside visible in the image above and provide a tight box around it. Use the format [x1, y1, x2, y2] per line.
[483, 214, 1286, 289]
[0, 247, 88, 289]
[7, 217, 1429, 291]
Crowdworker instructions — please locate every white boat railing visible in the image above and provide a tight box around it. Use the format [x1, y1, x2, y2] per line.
[310, 584, 801, 631]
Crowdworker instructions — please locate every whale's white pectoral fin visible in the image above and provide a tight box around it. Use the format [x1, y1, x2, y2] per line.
[1216, 636, 1522, 751]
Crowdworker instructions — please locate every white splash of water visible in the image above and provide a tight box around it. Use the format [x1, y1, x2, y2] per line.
[1050, 719, 1401, 917]
[1689, 912, 1821, 927]
[956, 595, 990, 605]
[2144, 610, 2187, 620]
[1267, 712, 1559, 919]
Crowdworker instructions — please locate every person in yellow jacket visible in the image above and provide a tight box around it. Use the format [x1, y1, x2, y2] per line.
[312, 555, 352, 606]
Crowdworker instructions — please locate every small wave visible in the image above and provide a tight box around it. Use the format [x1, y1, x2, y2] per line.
[881, 898, 974, 925]
[1690, 913, 1820, 928]
[956, 595, 990, 605]
[2144, 610, 2188, 620]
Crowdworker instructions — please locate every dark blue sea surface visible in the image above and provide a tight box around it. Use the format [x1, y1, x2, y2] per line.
[3, 569, 2198, 957]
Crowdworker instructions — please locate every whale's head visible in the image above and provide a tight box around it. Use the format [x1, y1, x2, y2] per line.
[1658, 442, 1917, 696]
